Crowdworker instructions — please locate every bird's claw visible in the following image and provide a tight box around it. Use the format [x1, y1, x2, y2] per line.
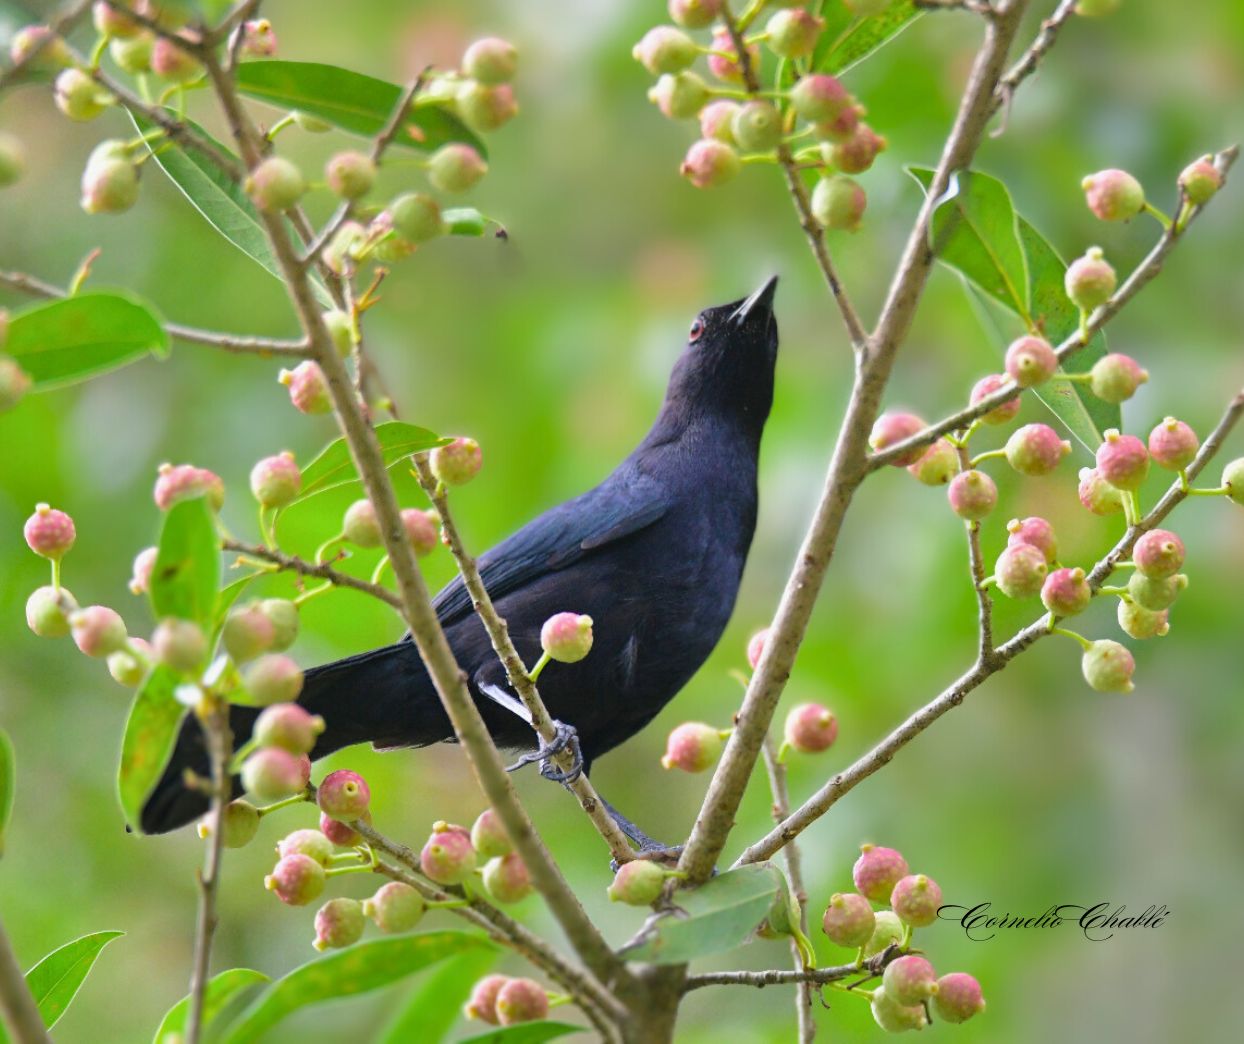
[506, 720, 583, 788]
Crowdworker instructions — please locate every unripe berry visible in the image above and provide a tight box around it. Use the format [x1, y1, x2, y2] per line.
[68, 605, 127, 658]
[456, 81, 517, 133]
[608, 859, 670, 905]
[496, 978, 550, 1026]
[250, 451, 301, 508]
[790, 74, 852, 123]
[1095, 429, 1149, 491]
[321, 309, 353, 356]
[1005, 335, 1058, 388]
[109, 33, 153, 74]
[827, 124, 886, 175]
[343, 499, 383, 547]
[239, 18, 277, 57]
[812, 104, 862, 144]
[1078, 466, 1124, 515]
[152, 617, 206, 672]
[242, 747, 306, 802]
[1082, 638, 1135, 693]
[430, 436, 483, 486]
[364, 881, 425, 933]
[313, 897, 364, 951]
[1007, 516, 1057, 564]
[254, 703, 324, 755]
[483, 852, 533, 904]
[1042, 567, 1091, 617]
[420, 821, 477, 884]
[243, 654, 304, 705]
[1075, 0, 1122, 15]
[783, 702, 837, 754]
[198, 799, 260, 849]
[259, 598, 299, 651]
[26, 585, 79, 639]
[1147, 417, 1199, 471]
[1127, 570, 1187, 612]
[321, 809, 369, 847]
[24, 504, 75, 560]
[80, 156, 139, 214]
[698, 100, 740, 144]
[1005, 423, 1071, 476]
[1117, 598, 1169, 640]
[1081, 168, 1144, 222]
[852, 844, 908, 903]
[810, 175, 866, 232]
[1132, 528, 1185, 579]
[632, 26, 698, 75]
[279, 361, 332, 414]
[153, 462, 225, 511]
[680, 139, 740, 189]
[820, 892, 875, 948]
[427, 143, 488, 194]
[765, 9, 824, 59]
[400, 508, 438, 557]
[54, 68, 111, 122]
[1089, 352, 1148, 404]
[870, 987, 929, 1033]
[869, 411, 925, 465]
[540, 611, 594, 663]
[0, 133, 23, 187]
[883, 954, 937, 1006]
[746, 627, 769, 670]
[277, 828, 333, 866]
[385, 193, 443, 246]
[934, 972, 986, 1024]
[221, 603, 274, 663]
[1221, 458, 1244, 506]
[107, 637, 150, 687]
[471, 808, 512, 859]
[994, 543, 1049, 600]
[970, 372, 1021, 425]
[0, 357, 30, 410]
[705, 26, 757, 84]
[667, 0, 722, 30]
[731, 100, 782, 152]
[265, 853, 325, 906]
[947, 469, 998, 522]
[465, 974, 509, 1024]
[661, 721, 723, 772]
[1065, 246, 1117, 311]
[9, 26, 73, 72]
[325, 150, 375, 200]
[463, 37, 518, 85]
[891, 873, 942, 928]
[1179, 156, 1222, 206]
[246, 156, 306, 212]
[906, 438, 958, 486]
[150, 34, 201, 82]
[863, 910, 904, 958]
[317, 768, 370, 821]
[129, 547, 157, 595]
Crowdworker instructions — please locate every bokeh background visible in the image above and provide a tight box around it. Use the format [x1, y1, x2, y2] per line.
[2, 1, 1243, 1040]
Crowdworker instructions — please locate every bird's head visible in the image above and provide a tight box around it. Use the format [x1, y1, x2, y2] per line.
[661, 276, 779, 437]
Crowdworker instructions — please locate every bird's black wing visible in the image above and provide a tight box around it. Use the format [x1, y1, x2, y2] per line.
[432, 468, 670, 628]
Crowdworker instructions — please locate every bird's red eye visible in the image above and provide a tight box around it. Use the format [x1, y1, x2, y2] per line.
[689, 318, 704, 342]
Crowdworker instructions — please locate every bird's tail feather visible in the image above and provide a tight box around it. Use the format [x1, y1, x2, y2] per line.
[138, 642, 451, 835]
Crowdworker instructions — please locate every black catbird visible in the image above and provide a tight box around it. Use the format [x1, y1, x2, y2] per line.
[142, 277, 779, 845]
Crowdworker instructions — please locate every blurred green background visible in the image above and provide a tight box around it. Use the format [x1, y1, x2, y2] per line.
[2, 0, 1243, 1040]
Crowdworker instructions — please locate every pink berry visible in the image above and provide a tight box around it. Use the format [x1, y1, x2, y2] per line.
[827, 124, 886, 175]
[153, 462, 225, 512]
[994, 543, 1049, 600]
[151, 617, 206, 671]
[705, 26, 757, 84]
[698, 100, 741, 144]
[790, 74, 852, 123]
[891, 873, 942, 928]
[1089, 352, 1148, 404]
[496, 978, 550, 1026]
[221, 603, 276, 663]
[430, 436, 483, 487]
[1081, 168, 1145, 222]
[150, 34, 200, 82]
[313, 897, 364, 951]
[810, 174, 866, 232]
[935, 972, 986, 1024]
[852, 843, 909, 903]
[668, 0, 723, 30]
[243, 654, 304, 704]
[869, 411, 926, 466]
[821, 892, 875, 948]
[1132, 528, 1185, 579]
[325, 150, 375, 200]
[465, 974, 509, 1024]
[608, 860, 670, 905]
[70, 605, 127, 657]
[730, 100, 782, 152]
[947, 469, 997, 521]
[55, 68, 110, 122]
[9, 25, 73, 72]
[1041, 567, 1091, 617]
[1117, 598, 1169, 640]
[259, 598, 299, 651]
[1004, 335, 1058, 388]
[26, 585, 78, 639]
[871, 987, 929, 1033]
[320, 809, 369, 847]
[456, 81, 518, 133]
[1179, 155, 1222, 206]
[680, 139, 741, 189]
[1078, 466, 1124, 515]
[23, 504, 75, 560]
[483, 852, 533, 904]
[1095, 429, 1150, 491]
[277, 828, 334, 866]
[1006, 516, 1057, 564]
[428, 143, 488, 194]
[254, 703, 324, 755]
[540, 612, 594, 663]
[239, 18, 277, 57]
[782, 702, 837, 754]
[80, 153, 139, 214]
[1005, 423, 1071, 476]
[363, 881, 425, 933]
[470, 808, 512, 859]
[462, 36, 518, 84]
[265, 853, 325, 906]
[1082, 638, 1135, 693]
[648, 71, 710, 120]
[129, 546, 158, 595]
[632, 26, 698, 75]
[241, 747, 306, 803]
[883, 954, 937, 1006]
[343, 499, 383, 547]
[198, 799, 260, 849]
[279, 361, 332, 415]
[661, 721, 723, 772]
[970, 373, 1021, 426]
[906, 438, 959, 486]
[93, 3, 143, 38]
[746, 627, 769, 669]
[317, 769, 371, 821]
[765, 8, 825, 60]
[1147, 417, 1199, 471]
[401, 508, 438, 557]
[420, 821, 477, 884]
[813, 104, 862, 143]
[246, 156, 305, 212]
[1066, 246, 1117, 311]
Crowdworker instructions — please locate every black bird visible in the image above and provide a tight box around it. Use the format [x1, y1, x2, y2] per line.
[142, 277, 780, 844]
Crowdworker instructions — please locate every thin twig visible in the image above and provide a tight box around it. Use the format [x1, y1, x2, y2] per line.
[683, 946, 900, 992]
[221, 540, 404, 609]
[0, 914, 52, 1044]
[956, 445, 995, 659]
[992, 0, 1079, 128]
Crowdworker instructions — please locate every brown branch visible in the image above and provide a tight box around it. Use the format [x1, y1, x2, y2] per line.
[684, 946, 899, 992]
[221, 540, 404, 609]
[0, 914, 52, 1044]
[993, 0, 1079, 122]
[956, 445, 995, 658]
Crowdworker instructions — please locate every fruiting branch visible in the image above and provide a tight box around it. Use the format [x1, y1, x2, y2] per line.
[221, 539, 405, 610]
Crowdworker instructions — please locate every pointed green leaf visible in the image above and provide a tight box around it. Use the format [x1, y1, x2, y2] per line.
[619, 864, 785, 965]
[291, 421, 450, 505]
[4, 291, 168, 390]
[235, 61, 485, 155]
[152, 967, 269, 1044]
[378, 948, 496, 1044]
[150, 496, 221, 629]
[814, 1, 923, 75]
[219, 932, 488, 1044]
[458, 1023, 583, 1044]
[23, 931, 123, 1030]
[0, 729, 13, 857]
[116, 665, 185, 832]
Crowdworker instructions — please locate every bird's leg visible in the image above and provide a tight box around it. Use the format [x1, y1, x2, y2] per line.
[478, 681, 585, 787]
[597, 796, 682, 867]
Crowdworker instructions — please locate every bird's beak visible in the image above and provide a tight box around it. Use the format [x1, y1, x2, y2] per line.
[731, 275, 779, 326]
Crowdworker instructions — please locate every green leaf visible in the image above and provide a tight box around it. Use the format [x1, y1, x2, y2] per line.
[219, 932, 487, 1044]
[4, 291, 168, 390]
[378, 948, 496, 1044]
[150, 496, 221, 629]
[152, 967, 269, 1044]
[0, 729, 13, 857]
[814, 1, 923, 75]
[291, 421, 450, 505]
[458, 1023, 582, 1044]
[25, 931, 123, 1030]
[235, 61, 485, 155]
[619, 864, 785, 965]
[116, 666, 185, 832]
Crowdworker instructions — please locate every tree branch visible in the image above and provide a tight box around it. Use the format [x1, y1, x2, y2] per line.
[683, 946, 898, 992]
[0, 913, 52, 1044]
[957, 446, 995, 659]
[993, 0, 1079, 122]
[221, 540, 404, 610]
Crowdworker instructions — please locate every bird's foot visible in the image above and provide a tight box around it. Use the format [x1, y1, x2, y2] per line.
[505, 720, 584, 788]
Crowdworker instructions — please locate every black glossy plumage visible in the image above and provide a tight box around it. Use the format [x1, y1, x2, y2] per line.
[141, 278, 779, 835]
